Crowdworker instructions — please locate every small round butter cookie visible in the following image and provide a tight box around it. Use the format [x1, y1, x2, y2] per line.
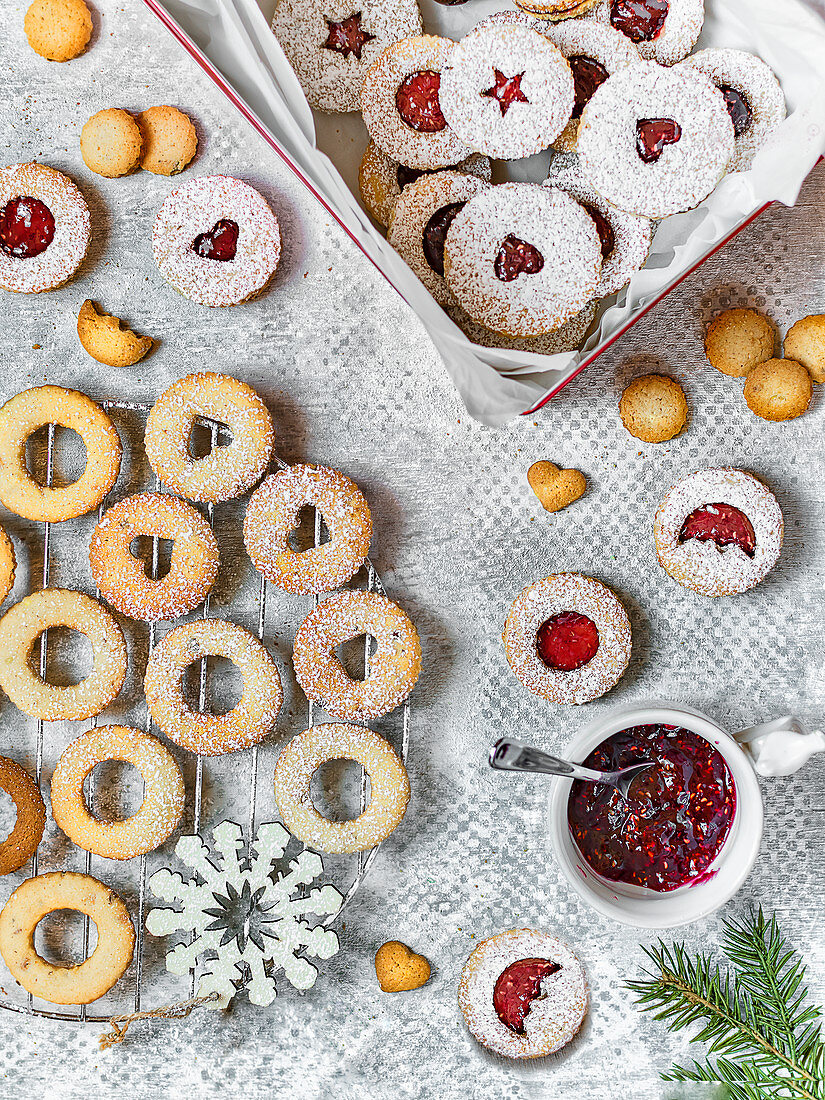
[138, 106, 198, 175]
[77, 299, 153, 367]
[619, 374, 687, 443]
[743, 358, 812, 422]
[0, 526, 15, 607]
[24, 0, 92, 62]
[704, 308, 776, 378]
[588, 0, 704, 65]
[784, 316, 825, 384]
[80, 109, 143, 179]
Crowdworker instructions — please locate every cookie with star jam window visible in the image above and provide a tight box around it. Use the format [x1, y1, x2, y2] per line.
[271, 0, 422, 113]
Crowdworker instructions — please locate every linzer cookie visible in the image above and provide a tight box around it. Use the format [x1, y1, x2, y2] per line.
[361, 36, 472, 170]
[271, 0, 422, 113]
[515, 0, 600, 19]
[588, 0, 704, 65]
[681, 49, 786, 172]
[443, 183, 601, 338]
[152, 175, 281, 307]
[0, 163, 89, 293]
[439, 25, 574, 161]
[577, 61, 735, 218]
[449, 299, 597, 354]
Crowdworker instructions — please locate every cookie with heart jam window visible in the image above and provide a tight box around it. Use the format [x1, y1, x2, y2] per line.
[152, 176, 281, 307]
[588, 0, 704, 65]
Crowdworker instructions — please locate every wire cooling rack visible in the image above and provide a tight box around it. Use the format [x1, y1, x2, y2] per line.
[0, 398, 410, 1023]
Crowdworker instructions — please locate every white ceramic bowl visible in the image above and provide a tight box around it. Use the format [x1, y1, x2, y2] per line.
[547, 700, 763, 928]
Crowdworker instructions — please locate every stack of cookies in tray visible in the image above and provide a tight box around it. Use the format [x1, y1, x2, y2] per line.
[271, 0, 787, 350]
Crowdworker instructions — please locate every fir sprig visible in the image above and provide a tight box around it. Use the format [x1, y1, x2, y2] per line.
[627, 907, 825, 1100]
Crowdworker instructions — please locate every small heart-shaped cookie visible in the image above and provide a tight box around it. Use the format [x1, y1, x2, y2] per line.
[375, 940, 431, 993]
[528, 461, 586, 514]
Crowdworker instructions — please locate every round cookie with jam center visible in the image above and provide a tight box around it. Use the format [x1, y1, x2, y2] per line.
[272, 0, 422, 114]
[138, 106, 199, 175]
[588, 0, 704, 65]
[444, 182, 601, 338]
[577, 61, 735, 219]
[24, 0, 92, 62]
[80, 109, 143, 178]
[439, 25, 574, 161]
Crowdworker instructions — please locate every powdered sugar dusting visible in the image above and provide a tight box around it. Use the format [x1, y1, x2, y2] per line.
[450, 298, 597, 353]
[587, 0, 704, 65]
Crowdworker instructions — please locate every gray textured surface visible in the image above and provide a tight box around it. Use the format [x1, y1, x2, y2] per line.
[0, 1, 824, 1097]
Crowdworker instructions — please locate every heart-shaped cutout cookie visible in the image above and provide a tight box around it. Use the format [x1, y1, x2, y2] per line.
[528, 461, 587, 514]
[375, 940, 431, 993]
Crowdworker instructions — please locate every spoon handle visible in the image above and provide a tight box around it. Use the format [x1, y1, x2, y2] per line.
[489, 737, 607, 784]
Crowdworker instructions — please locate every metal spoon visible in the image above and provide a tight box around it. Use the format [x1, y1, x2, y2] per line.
[489, 736, 654, 802]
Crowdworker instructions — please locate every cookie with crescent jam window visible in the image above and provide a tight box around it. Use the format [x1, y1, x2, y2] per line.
[271, 0, 422, 113]
[588, 0, 704, 65]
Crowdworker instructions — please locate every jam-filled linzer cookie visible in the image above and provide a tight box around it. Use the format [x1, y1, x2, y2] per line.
[0, 163, 90, 293]
[152, 175, 280, 307]
[439, 25, 575, 161]
[654, 467, 783, 597]
[589, 0, 704, 65]
[458, 929, 588, 1059]
[577, 61, 735, 219]
[514, 0, 600, 18]
[443, 183, 601, 338]
[271, 0, 422, 113]
[503, 573, 632, 705]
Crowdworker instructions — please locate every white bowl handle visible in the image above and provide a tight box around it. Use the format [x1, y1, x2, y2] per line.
[734, 715, 825, 776]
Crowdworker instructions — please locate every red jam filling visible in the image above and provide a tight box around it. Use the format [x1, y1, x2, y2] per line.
[494, 235, 544, 282]
[493, 958, 561, 1034]
[0, 197, 55, 259]
[567, 724, 736, 892]
[679, 502, 756, 557]
[396, 71, 447, 133]
[582, 203, 615, 261]
[192, 219, 239, 262]
[569, 55, 610, 119]
[609, 0, 669, 42]
[422, 201, 466, 276]
[323, 13, 375, 60]
[536, 612, 599, 672]
[396, 164, 430, 190]
[482, 70, 529, 117]
[719, 85, 752, 137]
[636, 118, 682, 163]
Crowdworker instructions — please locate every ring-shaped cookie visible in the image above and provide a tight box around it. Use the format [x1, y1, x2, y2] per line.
[293, 591, 421, 721]
[51, 726, 185, 859]
[0, 525, 15, 606]
[0, 386, 122, 523]
[273, 724, 410, 853]
[0, 589, 127, 721]
[0, 757, 46, 874]
[0, 872, 134, 1005]
[589, 0, 704, 65]
[244, 464, 372, 595]
[144, 619, 283, 756]
[144, 372, 275, 503]
[89, 493, 219, 622]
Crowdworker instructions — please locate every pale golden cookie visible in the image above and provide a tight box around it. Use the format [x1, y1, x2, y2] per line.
[80, 109, 142, 178]
[375, 941, 431, 992]
[743, 358, 812, 422]
[619, 374, 687, 443]
[784, 315, 825, 384]
[77, 300, 153, 367]
[24, 0, 92, 62]
[527, 461, 586, 514]
[138, 106, 198, 176]
[704, 308, 776, 378]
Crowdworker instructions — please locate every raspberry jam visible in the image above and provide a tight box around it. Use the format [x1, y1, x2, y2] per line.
[567, 724, 736, 892]
[569, 56, 610, 119]
[582, 203, 615, 261]
[192, 219, 239, 262]
[719, 85, 752, 136]
[494, 235, 544, 282]
[323, 13, 375, 60]
[679, 502, 756, 557]
[636, 118, 682, 163]
[492, 958, 560, 1033]
[396, 71, 447, 133]
[422, 201, 465, 276]
[482, 70, 529, 117]
[396, 165, 430, 190]
[609, 0, 669, 42]
[536, 612, 599, 672]
[0, 197, 56, 259]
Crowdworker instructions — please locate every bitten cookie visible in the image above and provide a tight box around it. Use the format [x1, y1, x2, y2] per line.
[375, 941, 431, 992]
[77, 300, 153, 366]
[784, 315, 825, 384]
[704, 308, 776, 377]
[743, 358, 812, 422]
[80, 109, 143, 178]
[24, 0, 92, 62]
[138, 106, 198, 175]
[619, 374, 687, 442]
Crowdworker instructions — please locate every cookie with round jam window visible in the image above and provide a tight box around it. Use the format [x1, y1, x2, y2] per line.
[588, 0, 704, 65]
